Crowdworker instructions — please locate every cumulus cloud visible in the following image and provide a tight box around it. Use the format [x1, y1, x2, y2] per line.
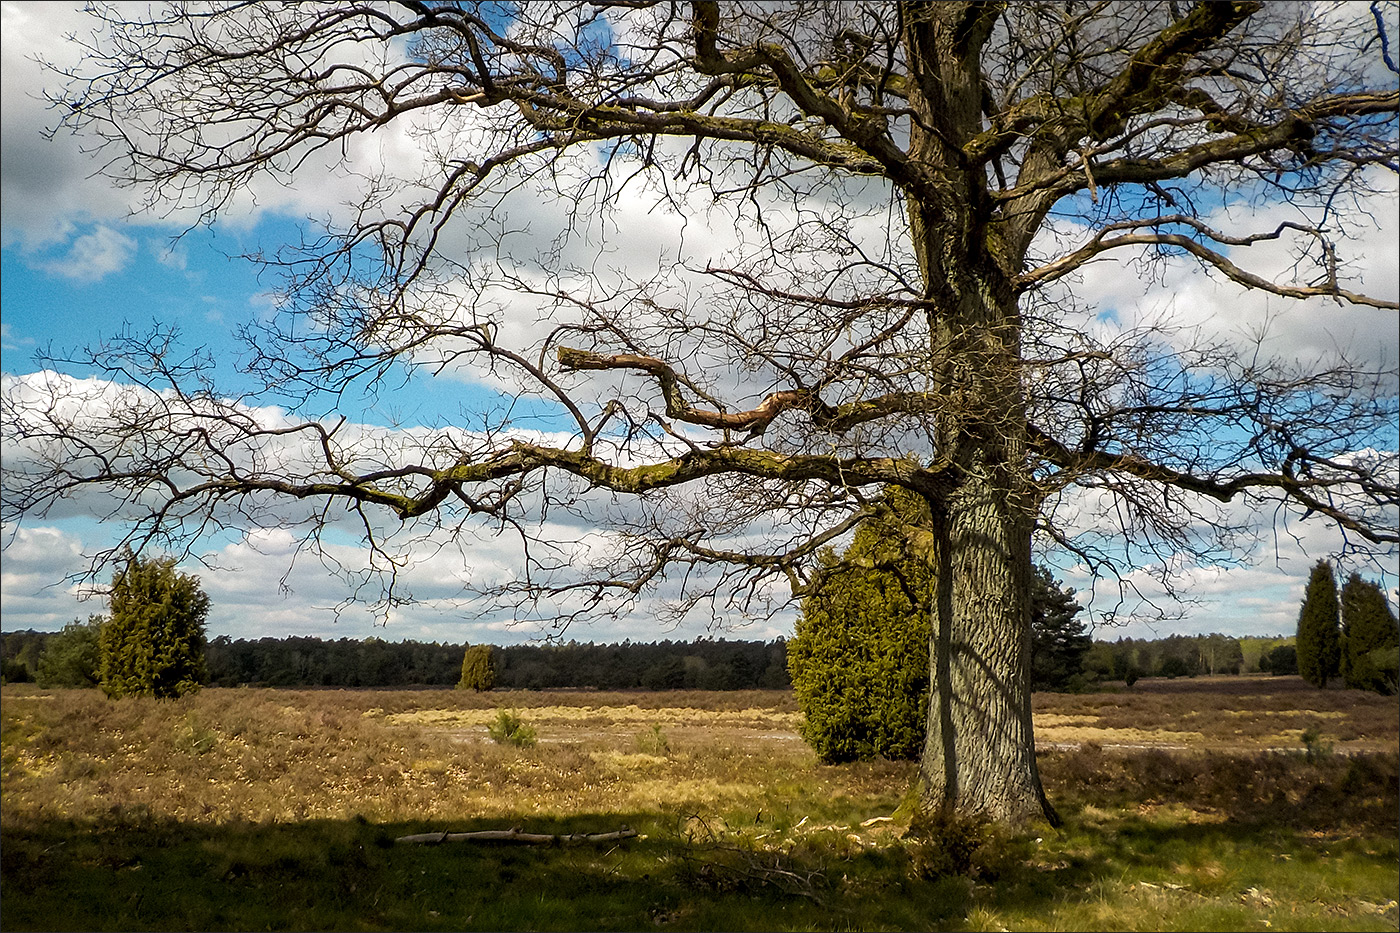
[1036, 173, 1400, 378]
[0, 511, 791, 642]
[1, 3, 444, 263]
[5, 360, 1393, 642]
[1051, 478, 1399, 639]
[1, 322, 34, 353]
[1, 3, 117, 251]
[0, 523, 105, 630]
[2, 367, 798, 639]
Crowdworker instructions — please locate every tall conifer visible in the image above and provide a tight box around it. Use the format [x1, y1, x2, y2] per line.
[1340, 573, 1399, 695]
[1296, 560, 1341, 688]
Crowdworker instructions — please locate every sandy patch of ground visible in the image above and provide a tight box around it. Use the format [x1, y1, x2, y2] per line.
[1034, 713, 1205, 748]
[385, 705, 804, 750]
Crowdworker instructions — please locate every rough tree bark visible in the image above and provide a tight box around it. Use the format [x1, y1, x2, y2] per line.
[901, 2, 1050, 823]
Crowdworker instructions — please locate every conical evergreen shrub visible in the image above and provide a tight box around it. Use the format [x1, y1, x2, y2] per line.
[1341, 573, 1399, 695]
[457, 643, 497, 691]
[1295, 560, 1340, 688]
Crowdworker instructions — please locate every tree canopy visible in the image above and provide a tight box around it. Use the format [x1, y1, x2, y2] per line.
[3, 1, 1396, 824]
[1029, 566, 1091, 692]
[35, 615, 104, 689]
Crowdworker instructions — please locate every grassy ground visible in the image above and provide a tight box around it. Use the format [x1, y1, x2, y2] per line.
[2, 677, 1396, 931]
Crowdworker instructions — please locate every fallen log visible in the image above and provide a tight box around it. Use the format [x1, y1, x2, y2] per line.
[395, 827, 639, 846]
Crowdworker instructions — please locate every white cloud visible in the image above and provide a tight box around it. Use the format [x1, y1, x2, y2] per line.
[0, 511, 793, 643]
[1051, 479, 1399, 640]
[1038, 174, 1400, 377]
[37, 224, 137, 281]
[1, 2, 114, 251]
[1, 3, 444, 263]
[1, 368, 794, 640]
[0, 523, 105, 630]
[5, 362, 1394, 643]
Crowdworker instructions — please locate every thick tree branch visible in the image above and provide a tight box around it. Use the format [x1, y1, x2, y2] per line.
[1028, 424, 1398, 545]
[557, 346, 820, 434]
[996, 89, 1399, 204]
[1018, 216, 1399, 309]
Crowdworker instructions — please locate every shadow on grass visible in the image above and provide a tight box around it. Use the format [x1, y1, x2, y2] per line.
[967, 751, 1400, 931]
[4, 747, 1397, 933]
[1, 809, 974, 932]
[6, 806, 1398, 933]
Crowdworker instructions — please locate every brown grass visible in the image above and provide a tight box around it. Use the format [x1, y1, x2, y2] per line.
[2, 678, 1396, 932]
[0, 686, 837, 829]
[1033, 675, 1399, 751]
[3, 675, 1392, 832]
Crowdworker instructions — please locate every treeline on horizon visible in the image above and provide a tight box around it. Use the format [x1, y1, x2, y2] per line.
[1, 631, 792, 691]
[1, 628, 1294, 690]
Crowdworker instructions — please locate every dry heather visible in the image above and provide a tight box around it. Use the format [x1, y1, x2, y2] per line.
[2, 679, 1396, 933]
[1033, 675, 1398, 751]
[0, 687, 870, 828]
[2, 676, 1393, 832]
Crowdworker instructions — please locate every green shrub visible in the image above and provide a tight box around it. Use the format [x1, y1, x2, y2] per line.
[904, 809, 993, 879]
[1365, 646, 1400, 695]
[178, 712, 219, 755]
[1300, 728, 1332, 763]
[787, 488, 932, 763]
[1260, 643, 1298, 675]
[99, 550, 210, 699]
[1, 658, 32, 684]
[487, 709, 537, 747]
[36, 616, 104, 688]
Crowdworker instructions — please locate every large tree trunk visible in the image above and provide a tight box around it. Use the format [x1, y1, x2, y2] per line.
[913, 270, 1054, 826]
[910, 240, 1055, 825]
[922, 479, 1056, 826]
[899, 1, 1056, 828]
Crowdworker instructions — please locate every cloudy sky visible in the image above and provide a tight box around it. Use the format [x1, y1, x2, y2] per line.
[2, 2, 1396, 646]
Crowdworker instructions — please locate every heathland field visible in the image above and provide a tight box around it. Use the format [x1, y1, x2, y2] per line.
[2, 676, 1396, 931]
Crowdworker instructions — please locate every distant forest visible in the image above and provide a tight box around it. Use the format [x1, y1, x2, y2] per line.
[2, 628, 1292, 690]
[1, 631, 791, 691]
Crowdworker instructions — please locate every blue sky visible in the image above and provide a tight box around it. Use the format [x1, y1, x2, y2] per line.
[3, 2, 1397, 646]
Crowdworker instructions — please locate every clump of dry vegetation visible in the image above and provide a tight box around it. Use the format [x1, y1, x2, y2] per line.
[1042, 745, 1399, 831]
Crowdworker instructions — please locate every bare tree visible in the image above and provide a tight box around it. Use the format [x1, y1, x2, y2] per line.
[3, 1, 1396, 824]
